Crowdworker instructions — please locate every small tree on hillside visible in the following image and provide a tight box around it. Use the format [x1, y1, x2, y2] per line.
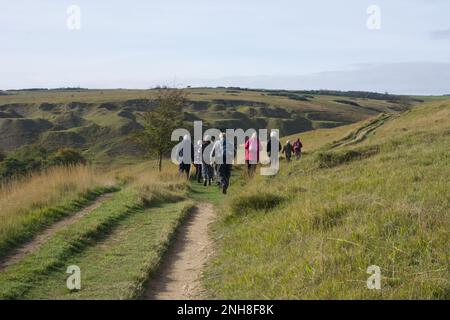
[134, 88, 187, 171]
[398, 96, 412, 110]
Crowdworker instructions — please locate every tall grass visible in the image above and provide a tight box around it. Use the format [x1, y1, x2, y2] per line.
[114, 160, 188, 203]
[0, 165, 114, 220]
[0, 165, 115, 257]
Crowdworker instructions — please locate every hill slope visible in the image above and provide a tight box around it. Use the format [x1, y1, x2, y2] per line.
[205, 99, 450, 299]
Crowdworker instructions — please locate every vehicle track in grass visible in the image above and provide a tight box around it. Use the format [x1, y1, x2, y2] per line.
[0, 193, 115, 271]
[328, 113, 394, 149]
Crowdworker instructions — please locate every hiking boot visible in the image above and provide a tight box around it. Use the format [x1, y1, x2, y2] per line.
[222, 187, 227, 194]
[203, 180, 207, 186]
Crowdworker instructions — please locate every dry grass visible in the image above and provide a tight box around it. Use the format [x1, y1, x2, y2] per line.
[0, 165, 113, 222]
[0, 165, 115, 257]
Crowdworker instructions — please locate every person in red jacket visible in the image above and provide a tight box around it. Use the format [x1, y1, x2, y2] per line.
[293, 138, 303, 160]
[244, 132, 261, 177]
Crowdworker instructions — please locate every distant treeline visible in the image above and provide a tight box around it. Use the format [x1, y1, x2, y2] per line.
[5, 87, 89, 92]
[211, 87, 401, 101]
[194, 86, 433, 102]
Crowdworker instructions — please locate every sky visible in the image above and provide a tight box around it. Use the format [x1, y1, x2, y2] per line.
[1, 0, 450, 94]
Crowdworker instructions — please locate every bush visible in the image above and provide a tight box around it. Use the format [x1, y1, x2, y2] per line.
[49, 148, 87, 166]
[317, 145, 380, 168]
[230, 192, 284, 215]
[0, 146, 49, 180]
[0, 147, 87, 181]
[0, 158, 28, 179]
[0, 150, 5, 162]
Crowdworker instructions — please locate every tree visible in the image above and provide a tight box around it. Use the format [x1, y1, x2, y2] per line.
[0, 158, 28, 179]
[134, 88, 187, 171]
[398, 96, 412, 110]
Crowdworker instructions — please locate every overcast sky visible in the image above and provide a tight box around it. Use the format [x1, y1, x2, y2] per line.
[1, 0, 450, 94]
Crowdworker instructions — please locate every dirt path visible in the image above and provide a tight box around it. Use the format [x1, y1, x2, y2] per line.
[0, 193, 114, 271]
[144, 202, 215, 300]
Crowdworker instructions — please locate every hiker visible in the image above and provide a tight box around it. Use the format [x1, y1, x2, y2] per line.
[267, 131, 282, 159]
[293, 138, 303, 160]
[194, 140, 203, 183]
[244, 132, 261, 177]
[210, 136, 219, 184]
[210, 132, 235, 194]
[282, 140, 293, 162]
[201, 135, 214, 186]
[176, 134, 194, 180]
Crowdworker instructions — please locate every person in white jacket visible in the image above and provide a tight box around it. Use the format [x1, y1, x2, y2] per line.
[194, 140, 203, 183]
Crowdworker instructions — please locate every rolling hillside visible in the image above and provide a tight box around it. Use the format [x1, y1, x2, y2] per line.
[204, 99, 450, 299]
[0, 94, 447, 300]
[0, 88, 408, 163]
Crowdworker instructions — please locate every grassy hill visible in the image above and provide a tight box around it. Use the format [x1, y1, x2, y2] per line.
[204, 99, 450, 299]
[0, 88, 409, 163]
[0, 88, 447, 300]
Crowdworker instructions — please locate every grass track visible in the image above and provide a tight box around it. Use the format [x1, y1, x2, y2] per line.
[0, 189, 142, 299]
[22, 200, 194, 299]
[0, 186, 118, 262]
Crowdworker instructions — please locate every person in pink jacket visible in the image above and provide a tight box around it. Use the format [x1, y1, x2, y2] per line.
[244, 132, 261, 177]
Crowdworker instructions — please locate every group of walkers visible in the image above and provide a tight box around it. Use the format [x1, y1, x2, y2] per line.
[281, 138, 303, 161]
[177, 133, 303, 195]
[178, 133, 235, 194]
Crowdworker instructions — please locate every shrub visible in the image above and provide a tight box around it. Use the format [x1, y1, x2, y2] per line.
[0, 158, 28, 179]
[230, 192, 284, 215]
[49, 148, 87, 166]
[0, 147, 87, 181]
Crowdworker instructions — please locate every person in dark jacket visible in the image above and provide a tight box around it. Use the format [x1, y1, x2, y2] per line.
[210, 132, 235, 194]
[177, 135, 194, 180]
[267, 131, 282, 158]
[282, 140, 293, 162]
[201, 135, 214, 186]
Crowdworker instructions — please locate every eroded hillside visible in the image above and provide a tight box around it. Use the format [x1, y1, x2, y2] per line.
[0, 88, 408, 162]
